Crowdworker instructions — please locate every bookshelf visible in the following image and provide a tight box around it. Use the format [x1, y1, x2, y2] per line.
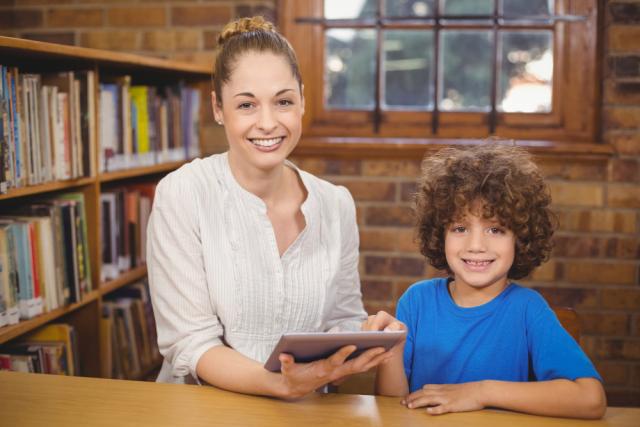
[0, 36, 210, 379]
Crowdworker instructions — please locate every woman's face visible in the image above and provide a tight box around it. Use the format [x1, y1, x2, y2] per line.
[212, 51, 304, 173]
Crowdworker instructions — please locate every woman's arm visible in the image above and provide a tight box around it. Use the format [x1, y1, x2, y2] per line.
[404, 377, 606, 419]
[196, 343, 392, 399]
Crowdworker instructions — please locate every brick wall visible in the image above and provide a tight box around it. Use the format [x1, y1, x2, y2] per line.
[2, 0, 638, 407]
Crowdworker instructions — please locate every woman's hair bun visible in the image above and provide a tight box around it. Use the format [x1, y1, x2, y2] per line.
[217, 16, 276, 46]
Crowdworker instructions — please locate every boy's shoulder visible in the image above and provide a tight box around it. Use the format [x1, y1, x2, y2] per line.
[399, 277, 448, 302]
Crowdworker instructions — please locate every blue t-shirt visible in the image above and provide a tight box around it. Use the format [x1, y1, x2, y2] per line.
[397, 278, 601, 392]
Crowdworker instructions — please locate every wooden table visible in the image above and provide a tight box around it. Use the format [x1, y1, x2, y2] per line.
[0, 371, 638, 426]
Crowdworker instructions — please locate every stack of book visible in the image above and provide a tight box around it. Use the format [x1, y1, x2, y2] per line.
[100, 183, 156, 282]
[0, 192, 92, 327]
[0, 323, 80, 375]
[102, 280, 160, 379]
[0, 66, 96, 193]
[98, 78, 201, 173]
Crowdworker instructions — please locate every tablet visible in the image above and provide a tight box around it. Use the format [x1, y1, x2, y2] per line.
[263, 330, 406, 372]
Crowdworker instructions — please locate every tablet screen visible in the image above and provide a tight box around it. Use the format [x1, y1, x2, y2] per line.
[263, 330, 406, 372]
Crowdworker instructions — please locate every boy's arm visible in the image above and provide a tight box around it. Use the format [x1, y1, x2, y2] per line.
[362, 311, 410, 397]
[374, 348, 409, 396]
[404, 377, 606, 419]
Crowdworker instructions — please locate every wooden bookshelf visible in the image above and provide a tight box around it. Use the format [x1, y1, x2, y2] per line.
[0, 36, 209, 379]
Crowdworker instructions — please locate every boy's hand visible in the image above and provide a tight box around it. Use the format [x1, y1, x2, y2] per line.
[403, 382, 486, 415]
[361, 311, 407, 333]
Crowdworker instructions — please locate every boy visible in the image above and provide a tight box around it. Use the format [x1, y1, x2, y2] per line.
[364, 144, 606, 419]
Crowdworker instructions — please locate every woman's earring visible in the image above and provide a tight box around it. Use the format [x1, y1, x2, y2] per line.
[216, 119, 223, 126]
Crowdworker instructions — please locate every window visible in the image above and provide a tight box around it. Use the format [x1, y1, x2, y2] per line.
[280, 0, 600, 146]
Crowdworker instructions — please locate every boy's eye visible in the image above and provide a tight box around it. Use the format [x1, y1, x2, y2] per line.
[488, 227, 504, 234]
[452, 226, 466, 233]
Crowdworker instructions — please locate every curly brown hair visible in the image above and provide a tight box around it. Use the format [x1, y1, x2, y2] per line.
[415, 143, 556, 280]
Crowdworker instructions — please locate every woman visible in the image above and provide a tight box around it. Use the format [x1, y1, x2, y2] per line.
[147, 16, 391, 399]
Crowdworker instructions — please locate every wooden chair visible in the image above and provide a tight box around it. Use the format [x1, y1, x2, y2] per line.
[552, 306, 581, 342]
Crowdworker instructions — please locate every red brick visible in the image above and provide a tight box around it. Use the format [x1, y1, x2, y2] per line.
[14, 0, 73, 5]
[609, 158, 640, 182]
[360, 229, 397, 251]
[602, 289, 640, 310]
[555, 209, 637, 233]
[394, 279, 419, 300]
[606, 390, 640, 407]
[554, 236, 640, 259]
[361, 280, 393, 301]
[364, 255, 425, 277]
[633, 314, 640, 337]
[108, 7, 166, 27]
[395, 228, 419, 253]
[334, 180, 396, 202]
[565, 262, 636, 285]
[292, 158, 362, 176]
[0, 10, 43, 29]
[171, 6, 232, 26]
[361, 160, 421, 177]
[23, 31, 75, 45]
[528, 260, 556, 282]
[597, 339, 640, 360]
[533, 287, 598, 309]
[235, 4, 276, 23]
[539, 159, 607, 181]
[363, 302, 395, 316]
[80, 31, 138, 51]
[595, 362, 629, 386]
[608, 184, 640, 209]
[400, 181, 417, 202]
[633, 365, 640, 388]
[604, 107, 640, 130]
[548, 182, 604, 207]
[365, 206, 414, 227]
[580, 312, 630, 335]
[204, 30, 219, 50]
[609, 25, 640, 51]
[603, 80, 640, 107]
[606, 132, 640, 155]
[609, 2, 640, 24]
[47, 9, 103, 28]
[141, 30, 201, 52]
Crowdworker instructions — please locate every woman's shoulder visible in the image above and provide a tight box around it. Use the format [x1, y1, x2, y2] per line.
[157, 154, 225, 199]
[296, 167, 355, 212]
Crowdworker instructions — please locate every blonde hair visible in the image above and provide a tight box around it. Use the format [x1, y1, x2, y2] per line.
[213, 16, 302, 106]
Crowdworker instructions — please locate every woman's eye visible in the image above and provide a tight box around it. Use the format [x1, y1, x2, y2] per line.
[277, 99, 293, 107]
[238, 102, 253, 110]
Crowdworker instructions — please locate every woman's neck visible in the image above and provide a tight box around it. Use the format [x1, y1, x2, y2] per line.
[227, 152, 290, 206]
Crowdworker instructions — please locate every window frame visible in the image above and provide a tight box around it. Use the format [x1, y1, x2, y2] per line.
[278, 0, 604, 155]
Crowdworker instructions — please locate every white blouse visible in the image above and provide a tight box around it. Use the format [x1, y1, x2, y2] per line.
[147, 152, 367, 384]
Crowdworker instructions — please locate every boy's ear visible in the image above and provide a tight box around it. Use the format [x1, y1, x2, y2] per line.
[211, 91, 223, 123]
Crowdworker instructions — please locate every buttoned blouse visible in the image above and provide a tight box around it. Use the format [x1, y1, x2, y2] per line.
[147, 152, 367, 384]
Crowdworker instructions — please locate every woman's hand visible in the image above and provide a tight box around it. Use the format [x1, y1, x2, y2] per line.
[277, 344, 392, 400]
[403, 382, 486, 415]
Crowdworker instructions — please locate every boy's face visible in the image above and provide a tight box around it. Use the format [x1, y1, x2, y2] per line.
[444, 203, 516, 295]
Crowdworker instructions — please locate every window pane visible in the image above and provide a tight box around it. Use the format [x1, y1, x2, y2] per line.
[442, 0, 493, 15]
[502, 0, 552, 16]
[383, 30, 434, 110]
[439, 30, 493, 111]
[385, 0, 434, 17]
[324, 0, 377, 19]
[498, 31, 553, 113]
[325, 29, 376, 110]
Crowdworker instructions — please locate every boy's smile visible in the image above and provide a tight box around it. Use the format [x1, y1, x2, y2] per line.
[445, 202, 516, 306]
